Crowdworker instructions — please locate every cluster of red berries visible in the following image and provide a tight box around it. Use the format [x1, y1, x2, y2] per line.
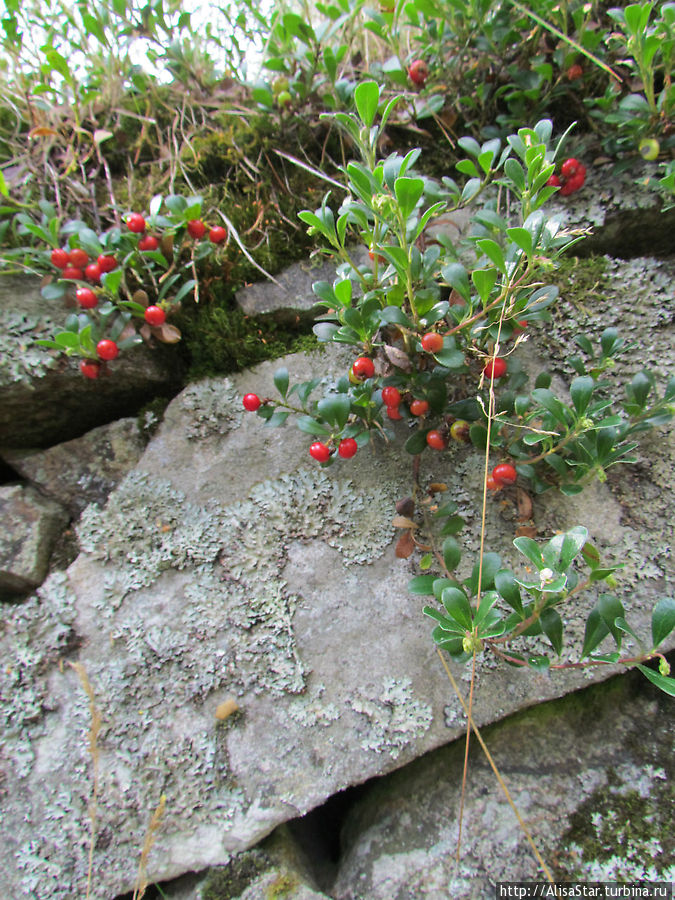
[486, 462, 518, 491]
[79, 338, 120, 379]
[547, 158, 587, 196]
[51, 247, 118, 286]
[126, 213, 227, 245]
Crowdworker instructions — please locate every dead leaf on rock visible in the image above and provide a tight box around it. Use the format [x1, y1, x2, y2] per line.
[384, 344, 412, 372]
[395, 496, 415, 518]
[515, 525, 538, 538]
[428, 482, 447, 493]
[152, 323, 182, 343]
[516, 488, 533, 522]
[392, 515, 418, 530]
[133, 289, 149, 307]
[395, 531, 415, 559]
[118, 321, 137, 342]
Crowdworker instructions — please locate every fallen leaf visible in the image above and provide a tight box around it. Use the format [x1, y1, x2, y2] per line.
[395, 496, 415, 517]
[516, 488, 533, 522]
[392, 515, 418, 530]
[133, 289, 149, 307]
[428, 482, 448, 493]
[515, 525, 538, 538]
[384, 344, 412, 372]
[215, 699, 239, 721]
[28, 126, 59, 139]
[395, 531, 415, 559]
[152, 322, 182, 343]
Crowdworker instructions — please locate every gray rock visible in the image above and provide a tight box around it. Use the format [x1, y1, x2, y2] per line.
[0, 484, 68, 598]
[1, 333, 673, 898]
[3, 417, 146, 517]
[0, 275, 184, 449]
[235, 248, 368, 322]
[332, 671, 674, 897]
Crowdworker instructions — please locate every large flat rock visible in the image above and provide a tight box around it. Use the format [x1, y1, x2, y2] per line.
[2, 310, 674, 897]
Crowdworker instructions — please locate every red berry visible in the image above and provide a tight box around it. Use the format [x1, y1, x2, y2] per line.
[486, 473, 501, 491]
[209, 226, 227, 244]
[84, 262, 102, 284]
[96, 339, 119, 361]
[386, 405, 403, 420]
[68, 248, 89, 268]
[483, 357, 507, 379]
[144, 305, 166, 326]
[187, 219, 206, 239]
[546, 174, 561, 187]
[127, 213, 146, 233]
[567, 64, 583, 80]
[80, 359, 101, 380]
[410, 399, 429, 416]
[51, 248, 69, 268]
[352, 357, 375, 380]
[421, 332, 444, 353]
[338, 438, 358, 459]
[97, 254, 118, 273]
[426, 430, 446, 450]
[138, 234, 159, 251]
[381, 386, 401, 407]
[309, 441, 331, 463]
[368, 249, 385, 264]
[560, 158, 579, 178]
[76, 287, 98, 309]
[450, 419, 470, 442]
[242, 393, 261, 412]
[492, 462, 518, 485]
[560, 171, 585, 196]
[61, 266, 84, 281]
[408, 59, 428, 86]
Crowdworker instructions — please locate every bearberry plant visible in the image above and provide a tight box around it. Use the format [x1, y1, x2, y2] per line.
[243, 81, 675, 694]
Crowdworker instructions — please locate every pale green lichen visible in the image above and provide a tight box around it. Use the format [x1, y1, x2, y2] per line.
[349, 678, 433, 760]
[0, 311, 59, 385]
[179, 378, 243, 440]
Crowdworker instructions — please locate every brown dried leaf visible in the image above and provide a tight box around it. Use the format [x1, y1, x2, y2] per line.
[395, 531, 415, 559]
[384, 344, 412, 372]
[28, 126, 59, 139]
[516, 488, 533, 522]
[392, 516, 418, 530]
[133, 289, 149, 307]
[395, 496, 415, 518]
[515, 525, 538, 538]
[152, 323, 182, 344]
[449, 289, 466, 306]
[428, 482, 447, 493]
[215, 699, 239, 721]
[118, 321, 137, 343]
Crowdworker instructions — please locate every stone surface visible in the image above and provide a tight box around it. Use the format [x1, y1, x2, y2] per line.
[0, 483, 68, 598]
[1, 321, 674, 897]
[0, 275, 184, 449]
[235, 247, 368, 322]
[3, 417, 146, 517]
[332, 670, 674, 897]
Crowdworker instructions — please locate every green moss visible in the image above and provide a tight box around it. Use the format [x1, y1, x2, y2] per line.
[200, 851, 271, 900]
[265, 872, 299, 899]
[549, 254, 610, 316]
[180, 304, 321, 380]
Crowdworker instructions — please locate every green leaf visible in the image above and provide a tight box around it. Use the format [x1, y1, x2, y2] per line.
[635, 664, 675, 697]
[264, 410, 290, 427]
[506, 226, 533, 257]
[476, 238, 506, 274]
[471, 268, 498, 303]
[394, 176, 425, 220]
[513, 535, 544, 569]
[296, 416, 331, 436]
[614, 617, 642, 646]
[442, 536, 461, 572]
[526, 655, 550, 672]
[441, 586, 473, 630]
[466, 552, 501, 595]
[442, 263, 471, 302]
[651, 597, 675, 647]
[317, 394, 351, 429]
[494, 569, 524, 615]
[408, 575, 437, 595]
[354, 80, 380, 128]
[540, 607, 564, 655]
[174, 279, 197, 303]
[504, 158, 526, 191]
[274, 367, 289, 398]
[41, 282, 67, 301]
[543, 526, 588, 571]
[570, 375, 594, 416]
[433, 348, 466, 370]
[405, 429, 429, 455]
[597, 594, 625, 648]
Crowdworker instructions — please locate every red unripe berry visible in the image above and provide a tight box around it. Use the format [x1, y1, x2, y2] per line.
[144, 305, 166, 326]
[566, 64, 583, 80]
[96, 339, 119, 361]
[486, 473, 501, 491]
[546, 174, 561, 187]
[80, 359, 101, 380]
[127, 213, 146, 233]
[338, 438, 358, 459]
[381, 386, 401, 407]
[76, 287, 98, 309]
[187, 219, 206, 239]
[84, 263, 102, 284]
[408, 59, 428, 86]
[352, 356, 375, 380]
[421, 332, 444, 353]
[138, 235, 159, 251]
[492, 462, 518, 485]
[242, 393, 261, 412]
[409, 398, 429, 416]
[386, 405, 403, 420]
[560, 157, 580, 178]
[426, 430, 446, 450]
[68, 248, 89, 268]
[51, 248, 69, 268]
[450, 419, 470, 442]
[483, 357, 507, 379]
[309, 441, 331, 463]
[62, 266, 84, 281]
[209, 225, 227, 244]
[97, 254, 118, 273]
